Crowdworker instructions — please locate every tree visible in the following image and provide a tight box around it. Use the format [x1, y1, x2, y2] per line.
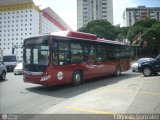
[142, 21, 160, 53]
[133, 19, 157, 28]
[116, 27, 129, 41]
[127, 19, 158, 46]
[78, 20, 118, 40]
[127, 25, 146, 45]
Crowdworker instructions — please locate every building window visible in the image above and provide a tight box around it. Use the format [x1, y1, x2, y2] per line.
[102, 3, 107, 5]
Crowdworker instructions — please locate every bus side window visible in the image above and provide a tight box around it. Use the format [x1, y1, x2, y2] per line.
[58, 42, 70, 65]
[97, 45, 106, 62]
[59, 51, 70, 65]
[70, 43, 84, 63]
[53, 53, 58, 65]
[84, 45, 89, 62]
[53, 41, 59, 65]
[106, 46, 112, 61]
[88, 45, 97, 62]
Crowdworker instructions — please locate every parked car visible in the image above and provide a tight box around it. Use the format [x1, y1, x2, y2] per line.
[14, 62, 23, 75]
[131, 58, 154, 72]
[138, 55, 160, 77]
[3, 55, 17, 72]
[0, 61, 7, 80]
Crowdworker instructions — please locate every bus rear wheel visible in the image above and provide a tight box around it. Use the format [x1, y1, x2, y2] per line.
[72, 70, 82, 86]
[115, 66, 121, 76]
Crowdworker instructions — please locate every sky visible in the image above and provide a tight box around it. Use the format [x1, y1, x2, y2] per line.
[33, 0, 160, 30]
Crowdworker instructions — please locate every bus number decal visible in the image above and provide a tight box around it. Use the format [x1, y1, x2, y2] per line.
[57, 71, 64, 80]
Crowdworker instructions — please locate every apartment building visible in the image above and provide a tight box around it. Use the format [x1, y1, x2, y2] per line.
[123, 6, 160, 26]
[77, 0, 113, 29]
[40, 7, 72, 34]
[0, 0, 71, 60]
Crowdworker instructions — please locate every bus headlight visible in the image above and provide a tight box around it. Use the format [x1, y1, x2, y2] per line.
[40, 75, 51, 81]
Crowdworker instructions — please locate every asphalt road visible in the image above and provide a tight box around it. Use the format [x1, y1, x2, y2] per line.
[0, 71, 160, 120]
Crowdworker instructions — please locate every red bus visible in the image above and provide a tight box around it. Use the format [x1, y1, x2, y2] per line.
[23, 31, 130, 86]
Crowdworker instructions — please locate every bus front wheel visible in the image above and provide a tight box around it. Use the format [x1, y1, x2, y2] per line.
[72, 70, 82, 86]
[115, 66, 121, 76]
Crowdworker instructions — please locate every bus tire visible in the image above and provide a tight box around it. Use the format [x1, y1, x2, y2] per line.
[115, 66, 121, 77]
[72, 70, 82, 86]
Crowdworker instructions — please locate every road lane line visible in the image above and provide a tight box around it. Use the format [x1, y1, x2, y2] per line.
[65, 106, 115, 114]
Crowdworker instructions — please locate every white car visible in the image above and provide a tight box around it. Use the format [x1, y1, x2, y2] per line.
[14, 62, 23, 75]
[131, 58, 154, 72]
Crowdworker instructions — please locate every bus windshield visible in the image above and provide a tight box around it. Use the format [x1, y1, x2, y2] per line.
[23, 36, 50, 72]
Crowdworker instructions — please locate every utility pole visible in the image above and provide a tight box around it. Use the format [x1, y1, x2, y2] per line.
[12, 45, 16, 54]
